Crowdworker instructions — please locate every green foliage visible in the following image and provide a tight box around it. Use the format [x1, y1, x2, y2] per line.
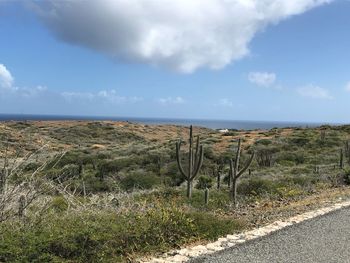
[120, 171, 161, 191]
[50, 196, 69, 212]
[0, 206, 244, 262]
[343, 169, 350, 185]
[188, 212, 245, 240]
[163, 162, 186, 186]
[289, 136, 310, 147]
[195, 175, 213, 189]
[256, 139, 273, 146]
[276, 151, 305, 165]
[238, 178, 279, 196]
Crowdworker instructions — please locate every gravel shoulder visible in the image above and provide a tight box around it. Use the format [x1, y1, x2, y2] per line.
[190, 207, 350, 263]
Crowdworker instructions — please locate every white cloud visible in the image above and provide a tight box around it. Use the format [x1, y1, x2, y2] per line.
[248, 72, 276, 87]
[217, 98, 233, 107]
[30, 0, 333, 73]
[61, 91, 95, 101]
[158, 96, 185, 105]
[0, 64, 14, 89]
[345, 81, 350, 92]
[17, 85, 48, 97]
[62, 89, 143, 104]
[297, 84, 333, 100]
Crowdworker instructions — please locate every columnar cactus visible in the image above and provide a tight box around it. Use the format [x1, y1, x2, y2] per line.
[345, 141, 350, 165]
[229, 138, 255, 207]
[320, 130, 326, 141]
[204, 187, 209, 205]
[176, 125, 204, 198]
[217, 172, 221, 190]
[0, 168, 7, 194]
[18, 195, 26, 219]
[340, 149, 344, 169]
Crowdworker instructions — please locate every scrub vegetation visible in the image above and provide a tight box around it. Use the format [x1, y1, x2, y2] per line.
[1, 120, 350, 262]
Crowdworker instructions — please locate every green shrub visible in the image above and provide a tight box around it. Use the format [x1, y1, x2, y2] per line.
[343, 169, 350, 185]
[238, 178, 279, 196]
[195, 175, 213, 189]
[50, 196, 69, 212]
[163, 162, 186, 187]
[285, 175, 318, 187]
[256, 139, 273, 146]
[276, 151, 305, 165]
[289, 137, 309, 147]
[189, 212, 245, 240]
[120, 172, 161, 191]
[0, 206, 245, 262]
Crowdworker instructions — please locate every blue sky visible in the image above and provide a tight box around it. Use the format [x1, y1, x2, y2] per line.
[0, 0, 350, 123]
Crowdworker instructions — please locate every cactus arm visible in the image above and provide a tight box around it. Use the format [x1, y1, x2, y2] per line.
[229, 158, 234, 181]
[237, 152, 255, 178]
[234, 139, 241, 173]
[176, 141, 187, 178]
[191, 145, 204, 180]
[189, 126, 193, 177]
[194, 135, 200, 167]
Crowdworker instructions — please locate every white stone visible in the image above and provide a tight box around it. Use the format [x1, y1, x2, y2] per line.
[206, 243, 224, 251]
[234, 239, 246, 244]
[227, 234, 240, 240]
[166, 255, 189, 262]
[191, 245, 207, 252]
[149, 259, 166, 263]
[177, 249, 190, 256]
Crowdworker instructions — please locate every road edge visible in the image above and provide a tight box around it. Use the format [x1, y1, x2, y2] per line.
[140, 199, 350, 263]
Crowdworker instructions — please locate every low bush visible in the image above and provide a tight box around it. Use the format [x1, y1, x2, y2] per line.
[238, 178, 279, 196]
[0, 206, 244, 262]
[195, 175, 213, 189]
[343, 169, 350, 185]
[120, 171, 161, 191]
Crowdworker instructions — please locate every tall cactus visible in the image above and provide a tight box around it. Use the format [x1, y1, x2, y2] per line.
[18, 195, 26, 219]
[340, 149, 344, 169]
[229, 138, 255, 207]
[176, 125, 204, 198]
[204, 187, 209, 205]
[0, 168, 7, 194]
[345, 141, 350, 165]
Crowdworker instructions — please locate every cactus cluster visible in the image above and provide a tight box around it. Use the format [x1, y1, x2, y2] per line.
[229, 138, 255, 207]
[176, 126, 255, 206]
[176, 125, 204, 198]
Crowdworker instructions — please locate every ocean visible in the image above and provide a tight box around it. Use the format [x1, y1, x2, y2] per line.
[0, 113, 337, 130]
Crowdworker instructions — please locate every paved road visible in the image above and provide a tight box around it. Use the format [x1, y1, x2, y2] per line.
[190, 207, 350, 263]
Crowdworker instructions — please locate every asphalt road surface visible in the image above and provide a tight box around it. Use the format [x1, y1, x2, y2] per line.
[190, 207, 350, 263]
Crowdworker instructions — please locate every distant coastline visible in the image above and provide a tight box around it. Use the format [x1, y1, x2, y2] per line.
[0, 113, 338, 130]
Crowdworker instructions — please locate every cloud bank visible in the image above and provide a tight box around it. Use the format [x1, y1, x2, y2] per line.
[297, 84, 333, 100]
[30, 0, 333, 73]
[345, 81, 350, 92]
[158, 96, 185, 105]
[62, 90, 143, 104]
[0, 64, 14, 89]
[248, 72, 276, 87]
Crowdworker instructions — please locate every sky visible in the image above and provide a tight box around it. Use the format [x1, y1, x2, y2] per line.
[0, 0, 350, 123]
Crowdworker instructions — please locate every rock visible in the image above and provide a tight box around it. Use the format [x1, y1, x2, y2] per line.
[168, 255, 189, 262]
[206, 243, 224, 251]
